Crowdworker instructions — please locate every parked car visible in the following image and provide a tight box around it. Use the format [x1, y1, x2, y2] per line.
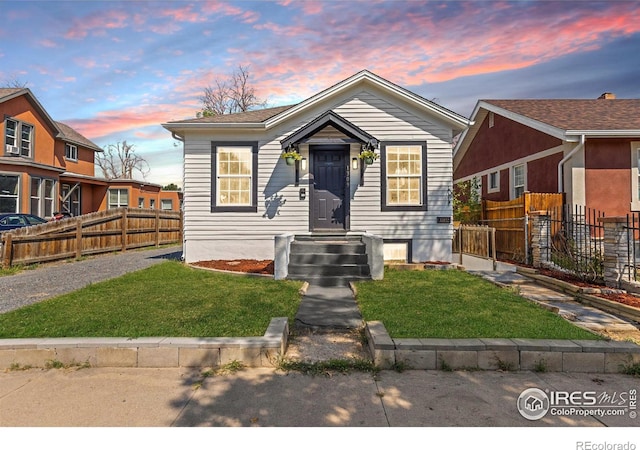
[0, 213, 48, 232]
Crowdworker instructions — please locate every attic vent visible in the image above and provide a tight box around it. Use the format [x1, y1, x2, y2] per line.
[598, 92, 616, 100]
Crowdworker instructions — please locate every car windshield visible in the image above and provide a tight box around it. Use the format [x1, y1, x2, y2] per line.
[26, 216, 46, 225]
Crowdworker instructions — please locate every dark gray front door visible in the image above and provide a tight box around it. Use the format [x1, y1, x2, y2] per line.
[311, 146, 347, 231]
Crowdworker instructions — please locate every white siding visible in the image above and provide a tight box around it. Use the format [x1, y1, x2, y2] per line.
[182, 88, 455, 263]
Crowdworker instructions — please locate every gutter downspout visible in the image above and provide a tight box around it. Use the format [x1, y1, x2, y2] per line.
[170, 131, 186, 261]
[558, 134, 585, 193]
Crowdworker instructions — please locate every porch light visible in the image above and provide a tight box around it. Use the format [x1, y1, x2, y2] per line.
[301, 158, 307, 171]
[352, 157, 359, 170]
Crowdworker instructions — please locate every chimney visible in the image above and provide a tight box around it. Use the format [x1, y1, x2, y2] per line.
[598, 92, 616, 100]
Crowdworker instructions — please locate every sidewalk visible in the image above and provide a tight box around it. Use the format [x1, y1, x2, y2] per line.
[1, 366, 638, 427]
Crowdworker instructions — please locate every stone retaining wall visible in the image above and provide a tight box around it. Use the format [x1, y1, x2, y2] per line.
[365, 321, 640, 373]
[0, 318, 288, 370]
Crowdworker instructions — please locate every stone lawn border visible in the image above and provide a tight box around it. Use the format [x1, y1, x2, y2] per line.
[365, 321, 640, 373]
[0, 318, 288, 370]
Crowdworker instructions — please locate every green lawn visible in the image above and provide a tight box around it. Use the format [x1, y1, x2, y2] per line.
[0, 261, 302, 338]
[0, 261, 601, 341]
[355, 268, 600, 340]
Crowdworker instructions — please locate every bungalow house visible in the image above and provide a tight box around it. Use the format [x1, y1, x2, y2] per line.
[1, 87, 182, 217]
[453, 94, 640, 218]
[162, 70, 471, 272]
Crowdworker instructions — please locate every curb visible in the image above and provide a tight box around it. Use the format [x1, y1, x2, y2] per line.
[365, 321, 640, 373]
[0, 318, 289, 370]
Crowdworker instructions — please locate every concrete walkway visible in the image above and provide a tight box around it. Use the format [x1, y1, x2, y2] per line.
[459, 254, 638, 334]
[294, 284, 364, 332]
[1, 366, 638, 427]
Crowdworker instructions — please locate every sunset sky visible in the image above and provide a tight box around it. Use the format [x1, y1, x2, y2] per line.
[2, 0, 639, 187]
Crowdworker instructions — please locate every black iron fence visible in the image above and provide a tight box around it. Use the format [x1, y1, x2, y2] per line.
[546, 205, 605, 283]
[625, 212, 640, 283]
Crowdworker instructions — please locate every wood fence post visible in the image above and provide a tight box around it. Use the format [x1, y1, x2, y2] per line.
[75, 217, 83, 259]
[2, 233, 12, 269]
[121, 208, 128, 251]
[155, 209, 160, 247]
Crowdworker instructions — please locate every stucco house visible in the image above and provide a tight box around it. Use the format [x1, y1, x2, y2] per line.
[163, 70, 470, 277]
[453, 94, 640, 217]
[1, 87, 182, 217]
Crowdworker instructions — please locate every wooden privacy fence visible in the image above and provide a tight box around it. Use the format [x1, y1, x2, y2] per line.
[482, 192, 564, 263]
[1, 208, 182, 268]
[453, 225, 496, 262]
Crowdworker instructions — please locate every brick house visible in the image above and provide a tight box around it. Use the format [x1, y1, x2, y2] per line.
[453, 94, 640, 217]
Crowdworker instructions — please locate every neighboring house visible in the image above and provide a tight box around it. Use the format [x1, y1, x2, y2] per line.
[163, 70, 471, 264]
[1, 88, 182, 217]
[453, 94, 640, 217]
[104, 179, 183, 211]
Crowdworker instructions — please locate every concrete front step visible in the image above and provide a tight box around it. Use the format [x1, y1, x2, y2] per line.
[289, 275, 371, 287]
[289, 252, 368, 265]
[288, 263, 371, 277]
[290, 241, 366, 254]
[287, 235, 372, 285]
[294, 234, 363, 242]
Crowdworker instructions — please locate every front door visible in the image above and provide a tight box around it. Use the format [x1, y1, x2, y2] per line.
[311, 146, 348, 231]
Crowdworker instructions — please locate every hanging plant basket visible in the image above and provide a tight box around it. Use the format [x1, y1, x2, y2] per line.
[281, 151, 302, 166]
[358, 150, 378, 165]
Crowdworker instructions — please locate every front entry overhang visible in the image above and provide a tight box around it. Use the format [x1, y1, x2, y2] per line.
[281, 110, 378, 149]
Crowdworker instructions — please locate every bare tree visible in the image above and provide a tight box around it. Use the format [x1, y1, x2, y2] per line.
[198, 65, 266, 117]
[1, 78, 28, 88]
[96, 141, 149, 180]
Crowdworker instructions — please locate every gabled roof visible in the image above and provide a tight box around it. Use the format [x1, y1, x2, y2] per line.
[280, 110, 377, 149]
[163, 70, 472, 134]
[454, 98, 640, 168]
[0, 88, 102, 152]
[55, 121, 102, 152]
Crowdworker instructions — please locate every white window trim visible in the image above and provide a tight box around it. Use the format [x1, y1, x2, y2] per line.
[4, 118, 34, 158]
[631, 142, 640, 211]
[160, 199, 173, 210]
[216, 146, 253, 207]
[0, 173, 21, 213]
[487, 170, 500, 193]
[30, 177, 56, 218]
[511, 163, 527, 200]
[65, 143, 78, 161]
[108, 188, 129, 209]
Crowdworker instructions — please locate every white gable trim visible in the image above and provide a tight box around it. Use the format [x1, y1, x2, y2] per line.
[265, 70, 471, 132]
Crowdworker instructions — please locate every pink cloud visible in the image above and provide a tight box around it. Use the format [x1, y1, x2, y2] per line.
[66, 104, 195, 140]
[38, 39, 58, 48]
[64, 9, 129, 40]
[237, 0, 640, 93]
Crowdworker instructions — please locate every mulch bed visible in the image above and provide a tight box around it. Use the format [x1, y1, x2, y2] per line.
[192, 259, 274, 275]
[536, 267, 640, 309]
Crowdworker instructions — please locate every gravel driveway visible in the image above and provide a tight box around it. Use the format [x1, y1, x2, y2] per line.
[0, 245, 182, 314]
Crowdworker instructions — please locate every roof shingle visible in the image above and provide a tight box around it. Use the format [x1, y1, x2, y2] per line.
[168, 104, 296, 124]
[484, 99, 640, 131]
